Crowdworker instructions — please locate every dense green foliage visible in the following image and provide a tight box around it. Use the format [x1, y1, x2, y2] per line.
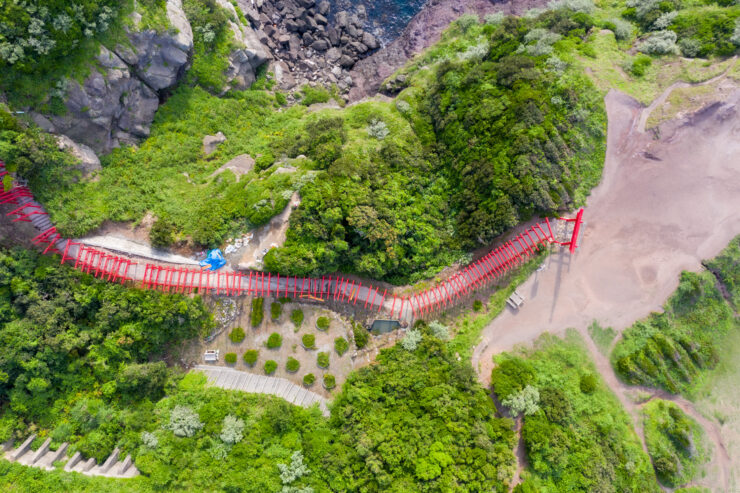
[611, 270, 734, 394]
[270, 301, 282, 320]
[228, 326, 245, 343]
[620, 0, 739, 57]
[316, 352, 330, 369]
[224, 352, 237, 364]
[266, 332, 282, 349]
[250, 297, 263, 327]
[316, 316, 330, 331]
[334, 336, 349, 356]
[0, 248, 212, 460]
[494, 332, 660, 492]
[263, 360, 277, 374]
[353, 324, 369, 349]
[642, 399, 708, 487]
[291, 308, 304, 327]
[301, 333, 316, 349]
[329, 333, 516, 491]
[322, 373, 336, 390]
[705, 235, 740, 308]
[242, 349, 258, 366]
[286, 357, 300, 373]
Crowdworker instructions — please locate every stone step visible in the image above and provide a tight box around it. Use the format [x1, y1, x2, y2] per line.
[64, 451, 82, 472]
[119, 454, 133, 474]
[9, 434, 36, 460]
[100, 447, 120, 473]
[43, 442, 68, 467]
[30, 437, 51, 464]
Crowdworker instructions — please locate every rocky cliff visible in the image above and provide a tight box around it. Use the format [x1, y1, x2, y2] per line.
[32, 0, 272, 156]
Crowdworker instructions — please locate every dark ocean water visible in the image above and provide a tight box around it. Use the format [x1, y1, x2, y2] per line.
[327, 0, 429, 45]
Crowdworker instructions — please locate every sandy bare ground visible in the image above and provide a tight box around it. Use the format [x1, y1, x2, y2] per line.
[473, 85, 740, 490]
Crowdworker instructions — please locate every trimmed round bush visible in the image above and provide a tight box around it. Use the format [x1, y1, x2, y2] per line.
[316, 316, 330, 331]
[243, 349, 259, 366]
[270, 302, 282, 320]
[323, 373, 336, 390]
[286, 357, 300, 373]
[224, 352, 237, 364]
[303, 373, 315, 386]
[291, 309, 304, 327]
[473, 300, 483, 312]
[266, 332, 282, 349]
[317, 352, 330, 369]
[229, 327, 245, 343]
[334, 337, 349, 356]
[301, 333, 316, 349]
[264, 360, 277, 375]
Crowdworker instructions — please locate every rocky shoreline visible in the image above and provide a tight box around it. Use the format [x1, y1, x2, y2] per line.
[236, 0, 379, 92]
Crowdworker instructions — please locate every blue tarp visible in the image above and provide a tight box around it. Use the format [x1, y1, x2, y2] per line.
[199, 249, 226, 271]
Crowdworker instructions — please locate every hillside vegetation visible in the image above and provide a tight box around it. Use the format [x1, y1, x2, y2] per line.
[491, 331, 660, 492]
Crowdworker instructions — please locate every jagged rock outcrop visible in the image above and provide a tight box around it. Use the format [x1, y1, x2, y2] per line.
[234, 0, 379, 92]
[34, 0, 193, 154]
[216, 0, 272, 92]
[56, 135, 101, 179]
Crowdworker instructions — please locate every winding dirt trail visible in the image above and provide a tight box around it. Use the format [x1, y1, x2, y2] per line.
[474, 83, 740, 490]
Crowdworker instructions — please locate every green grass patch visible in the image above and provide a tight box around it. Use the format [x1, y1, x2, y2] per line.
[587, 320, 617, 355]
[495, 331, 660, 492]
[270, 301, 282, 320]
[611, 270, 734, 396]
[642, 399, 709, 487]
[291, 309, 304, 328]
[251, 298, 264, 327]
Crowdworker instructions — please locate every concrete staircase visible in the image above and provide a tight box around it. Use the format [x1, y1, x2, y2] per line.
[194, 365, 330, 417]
[2, 436, 138, 478]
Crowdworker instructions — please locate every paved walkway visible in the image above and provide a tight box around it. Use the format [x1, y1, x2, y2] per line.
[193, 365, 330, 417]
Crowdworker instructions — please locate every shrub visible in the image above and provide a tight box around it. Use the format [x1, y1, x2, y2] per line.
[401, 329, 422, 351]
[278, 450, 311, 484]
[456, 13, 479, 33]
[609, 17, 634, 40]
[274, 92, 287, 106]
[303, 373, 315, 386]
[580, 373, 598, 393]
[243, 349, 259, 366]
[150, 216, 176, 247]
[334, 337, 349, 356]
[353, 324, 369, 349]
[317, 352, 330, 368]
[547, 0, 595, 13]
[300, 85, 331, 106]
[229, 326, 245, 343]
[291, 309, 304, 327]
[251, 298, 264, 327]
[485, 12, 505, 25]
[323, 373, 336, 390]
[264, 360, 277, 374]
[141, 431, 158, 449]
[220, 415, 245, 444]
[286, 357, 300, 373]
[491, 357, 536, 401]
[316, 316, 330, 331]
[167, 405, 203, 438]
[626, 54, 652, 77]
[255, 152, 275, 171]
[639, 30, 679, 55]
[266, 332, 282, 349]
[367, 119, 390, 140]
[678, 38, 701, 57]
[271, 302, 282, 320]
[301, 333, 316, 349]
[473, 300, 483, 312]
[502, 385, 541, 416]
[224, 352, 237, 364]
[428, 321, 449, 340]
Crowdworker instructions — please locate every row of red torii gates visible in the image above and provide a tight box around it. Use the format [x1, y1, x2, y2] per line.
[1, 161, 584, 322]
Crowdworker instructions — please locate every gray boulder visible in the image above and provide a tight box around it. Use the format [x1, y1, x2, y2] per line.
[56, 135, 101, 179]
[203, 132, 227, 155]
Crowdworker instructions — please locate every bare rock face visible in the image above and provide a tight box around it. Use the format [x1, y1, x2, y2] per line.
[56, 135, 101, 179]
[35, 0, 193, 154]
[203, 132, 227, 155]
